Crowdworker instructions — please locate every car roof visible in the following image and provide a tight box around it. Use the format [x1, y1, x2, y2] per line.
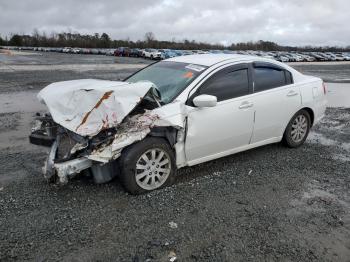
[165, 54, 305, 81]
[166, 54, 261, 66]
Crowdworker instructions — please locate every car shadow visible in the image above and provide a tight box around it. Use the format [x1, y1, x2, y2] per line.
[46, 142, 294, 196]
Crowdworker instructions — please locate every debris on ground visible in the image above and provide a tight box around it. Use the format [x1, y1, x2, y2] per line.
[169, 221, 178, 229]
[168, 250, 177, 262]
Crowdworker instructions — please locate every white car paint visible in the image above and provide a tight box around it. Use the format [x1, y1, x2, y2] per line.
[249, 83, 301, 143]
[185, 95, 255, 164]
[35, 54, 327, 183]
[166, 54, 326, 166]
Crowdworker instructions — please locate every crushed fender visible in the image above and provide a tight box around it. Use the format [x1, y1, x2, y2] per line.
[32, 80, 189, 184]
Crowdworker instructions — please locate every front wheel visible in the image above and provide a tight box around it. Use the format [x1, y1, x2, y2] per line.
[118, 137, 176, 194]
[283, 109, 311, 148]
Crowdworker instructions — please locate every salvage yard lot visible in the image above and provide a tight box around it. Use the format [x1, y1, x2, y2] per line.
[0, 51, 349, 261]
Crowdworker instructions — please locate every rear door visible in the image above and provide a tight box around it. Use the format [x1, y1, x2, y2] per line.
[185, 64, 255, 164]
[250, 62, 302, 143]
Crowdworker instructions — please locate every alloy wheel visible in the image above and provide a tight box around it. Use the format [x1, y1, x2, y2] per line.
[135, 148, 172, 190]
[291, 114, 308, 143]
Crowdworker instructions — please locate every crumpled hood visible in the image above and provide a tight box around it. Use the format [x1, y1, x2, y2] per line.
[38, 79, 154, 137]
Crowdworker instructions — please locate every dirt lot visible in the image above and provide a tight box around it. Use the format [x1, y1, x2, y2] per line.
[0, 51, 349, 261]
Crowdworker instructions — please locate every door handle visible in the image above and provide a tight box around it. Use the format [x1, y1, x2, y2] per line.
[287, 90, 299, 97]
[239, 101, 253, 109]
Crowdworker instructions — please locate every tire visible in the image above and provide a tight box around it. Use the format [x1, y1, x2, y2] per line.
[283, 109, 311, 148]
[118, 137, 176, 194]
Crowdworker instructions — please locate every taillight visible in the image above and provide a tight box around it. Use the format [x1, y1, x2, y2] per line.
[322, 82, 327, 95]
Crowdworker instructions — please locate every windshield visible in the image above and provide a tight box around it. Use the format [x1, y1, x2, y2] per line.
[126, 61, 207, 104]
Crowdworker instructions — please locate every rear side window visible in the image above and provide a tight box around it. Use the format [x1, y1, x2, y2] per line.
[253, 67, 287, 92]
[254, 67, 293, 93]
[199, 69, 249, 101]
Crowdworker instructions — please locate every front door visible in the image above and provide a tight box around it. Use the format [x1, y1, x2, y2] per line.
[185, 64, 255, 165]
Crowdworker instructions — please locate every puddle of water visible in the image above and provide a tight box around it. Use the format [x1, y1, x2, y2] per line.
[307, 132, 350, 152]
[326, 83, 350, 108]
[0, 90, 45, 113]
[307, 132, 337, 147]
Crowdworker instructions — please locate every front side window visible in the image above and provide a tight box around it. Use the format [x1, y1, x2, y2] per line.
[253, 67, 292, 92]
[199, 68, 249, 102]
[126, 61, 207, 104]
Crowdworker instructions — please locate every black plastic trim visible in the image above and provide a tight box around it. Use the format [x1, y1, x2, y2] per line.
[29, 132, 55, 147]
[149, 126, 177, 147]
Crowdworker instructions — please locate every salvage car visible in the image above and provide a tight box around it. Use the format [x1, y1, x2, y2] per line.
[30, 54, 327, 194]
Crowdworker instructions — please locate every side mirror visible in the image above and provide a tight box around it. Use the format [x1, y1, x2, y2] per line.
[193, 94, 217, 108]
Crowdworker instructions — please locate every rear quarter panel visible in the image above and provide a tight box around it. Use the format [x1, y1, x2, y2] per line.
[297, 77, 327, 125]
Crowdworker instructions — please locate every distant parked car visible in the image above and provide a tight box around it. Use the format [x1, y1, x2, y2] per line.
[160, 49, 178, 59]
[310, 53, 325, 61]
[52, 48, 63, 52]
[302, 55, 316, 62]
[90, 49, 100, 55]
[221, 50, 235, 54]
[181, 50, 194, 56]
[276, 56, 289, 62]
[80, 48, 91, 54]
[62, 47, 72, 53]
[333, 54, 345, 61]
[342, 53, 350, 61]
[114, 47, 131, 57]
[142, 48, 162, 59]
[105, 49, 115, 56]
[72, 48, 81, 54]
[98, 49, 107, 55]
[209, 50, 223, 54]
[173, 50, 185, 56]
[129, 48, 142, 57]
[324, 53, 337, 61]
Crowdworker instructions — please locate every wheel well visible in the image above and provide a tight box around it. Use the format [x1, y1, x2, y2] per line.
[301, 107, 315, 126]
[148, 126, 177, 147]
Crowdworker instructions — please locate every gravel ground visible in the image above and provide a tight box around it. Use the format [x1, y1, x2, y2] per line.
[0, 112, 20, 133]
[0, 51, 349, 261]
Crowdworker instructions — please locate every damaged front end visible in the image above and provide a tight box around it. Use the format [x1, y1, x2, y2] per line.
[30, 79, 187, 184]
[30, 113, 115, 183]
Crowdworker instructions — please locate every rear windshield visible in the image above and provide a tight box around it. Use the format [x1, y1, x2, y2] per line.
[126, 61, 207, 104]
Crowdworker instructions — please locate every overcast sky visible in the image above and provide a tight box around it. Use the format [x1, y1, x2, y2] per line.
[0, 0, 349, 46]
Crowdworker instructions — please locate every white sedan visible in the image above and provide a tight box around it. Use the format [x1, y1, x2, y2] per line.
[30, 54, 327, 194]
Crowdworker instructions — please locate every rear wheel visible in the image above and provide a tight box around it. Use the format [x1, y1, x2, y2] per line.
[283, 109, 311, 148]
[119, 137, 176, 194]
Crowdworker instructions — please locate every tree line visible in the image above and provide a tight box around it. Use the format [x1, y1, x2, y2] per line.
[1, 30, 349, 52]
